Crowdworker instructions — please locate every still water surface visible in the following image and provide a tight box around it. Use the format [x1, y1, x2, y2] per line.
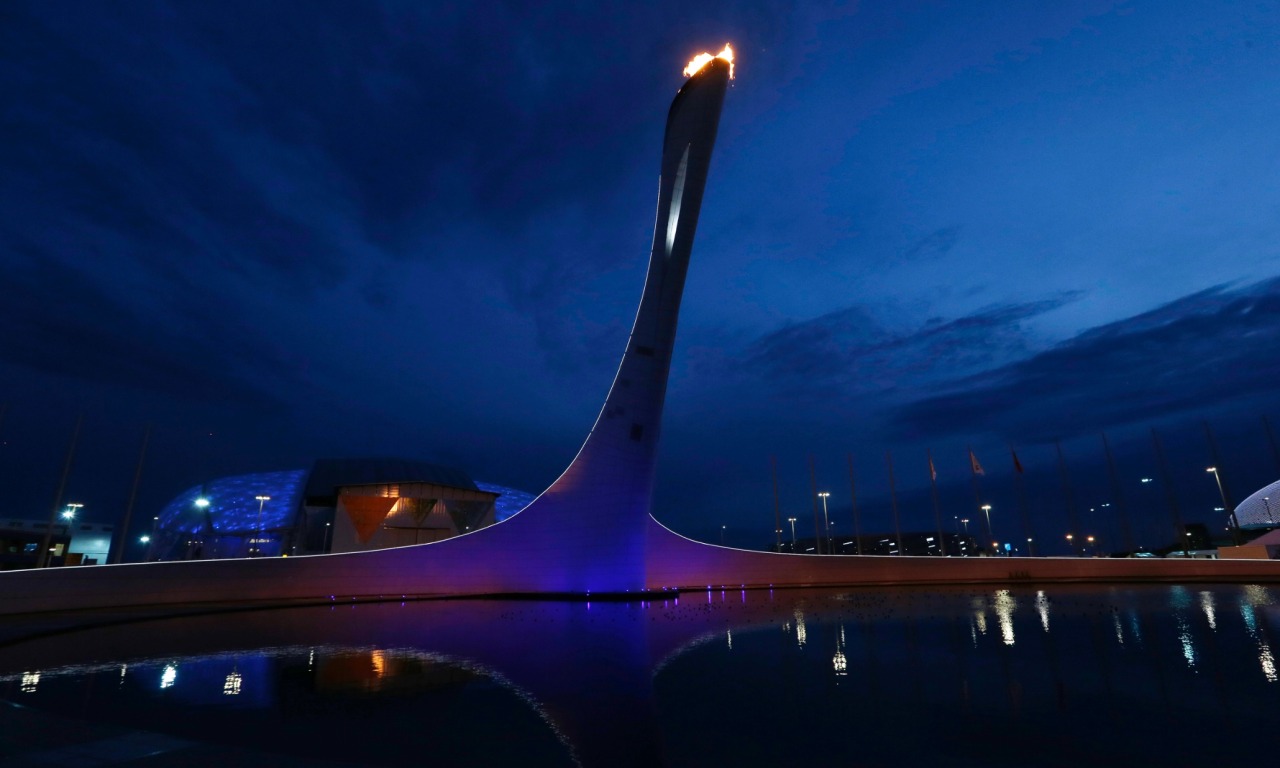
[1, 584, 1278, 766]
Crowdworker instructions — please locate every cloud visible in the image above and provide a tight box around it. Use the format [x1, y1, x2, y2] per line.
[891, 277, 1280, 440]
[0, 245, 297, 410]
[735, 292, 1083, 397]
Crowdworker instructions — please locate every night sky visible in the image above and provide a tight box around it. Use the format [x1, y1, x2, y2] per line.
[3, 1, 1280, 556]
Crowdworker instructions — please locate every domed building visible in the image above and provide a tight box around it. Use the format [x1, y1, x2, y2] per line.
[149, 458, 533, 561]
[1235, 477, 1280, 530]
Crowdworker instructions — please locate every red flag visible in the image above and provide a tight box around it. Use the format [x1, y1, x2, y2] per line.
[1011, 449, 1024, 474]
[928, 453, 938, 482]
[969, 449, 985, 476]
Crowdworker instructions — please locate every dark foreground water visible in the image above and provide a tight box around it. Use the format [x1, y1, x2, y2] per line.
[1, 584, 1278, 767]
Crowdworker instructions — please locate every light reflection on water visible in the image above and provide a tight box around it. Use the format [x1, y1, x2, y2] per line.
[1, 584, 1279, 767]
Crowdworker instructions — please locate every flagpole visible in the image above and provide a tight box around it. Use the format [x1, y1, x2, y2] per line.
[887, 450, 903, 554]
[1203, 421, 1241, 545]
[112, 424, 152, 564]
[771, 455, 782, 551]
[1100, 432, 1135, 554]
[39, 412, 84, 568]
[968, 446, 989, 549]
[927, 449, 945, 555]
[1054, 441, 1082, 555]
[1010, 445, 1034, 556]
[1151, 427, 1188, 558]
[848, 453, 863, 555]
[809, 454, 823, 554]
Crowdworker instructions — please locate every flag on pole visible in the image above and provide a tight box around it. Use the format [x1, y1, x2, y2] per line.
[969, 449, 985, 476]
[928, 453, 938, 482]
[1011, 449, 1024, 474]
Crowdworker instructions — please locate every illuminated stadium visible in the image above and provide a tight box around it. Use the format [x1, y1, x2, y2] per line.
[149, 458, 534, 561]
[1236, 478, 1280, 529]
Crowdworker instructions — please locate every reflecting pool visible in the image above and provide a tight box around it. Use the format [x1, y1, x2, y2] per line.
[2, 584, 1278, 766]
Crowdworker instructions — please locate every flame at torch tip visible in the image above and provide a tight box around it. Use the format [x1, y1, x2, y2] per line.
[683, 43, 734, 80]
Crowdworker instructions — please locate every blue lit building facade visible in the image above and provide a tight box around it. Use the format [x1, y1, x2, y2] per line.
[150, 458, 527, 561]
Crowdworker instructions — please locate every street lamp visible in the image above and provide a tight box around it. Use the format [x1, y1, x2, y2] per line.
[60, 503, 83, 561]
[720, 524, 726, 546]
[1206, 467, 1240, 544]
[254, 495, 271, 557]
[787, 517, 797, 550]
[324, 521, 333, 552]
[1264, 497, 1275, 525]
[1086, 534, 1097, 557]
[1066, 533, 1075, 556]
[1026, 537, 1034, 557]
[818, 492, 831, 554]
[960, 518, 970, 533]
[981, 504, 993, 541]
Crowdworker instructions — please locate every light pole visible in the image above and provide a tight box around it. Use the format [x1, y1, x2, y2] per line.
[1026, 537, 1034, 557]
[324, 521, 333, 553]
[1086, 534, 1097, 557]
[147, 515, 159, 560]
[960, 518, 970, 533]
[981, 504, 993, 542]
[1206, 467, 1240, 544]
[818, 492, 831, 554]
[61, 503, 82, 562]
[1264, 496, 1275, 525]
[720, 524, 726, 546]
[1066, 533, 1075, 556]
[254, 495, 271, 557]
[787, 517, 797, 550]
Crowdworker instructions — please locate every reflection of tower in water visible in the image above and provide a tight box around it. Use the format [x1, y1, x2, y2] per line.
[832, 626, 847, 676]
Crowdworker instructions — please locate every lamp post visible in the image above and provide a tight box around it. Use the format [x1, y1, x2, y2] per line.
[720, 524, 726, 546]
[1086, 534, 1097, 557]
[1264, 496, 1275, 525]
[1066, 533, 1075, 556]
[1026, 537, 1034, 557]
[254, 495, 271, 557]
[787, 517, 797, 550]
[60, 503, 82, 562]
[818, 492, 831, 554]
[1206, 467, 1241, 545]
[981, 504, 993, 542]
[147, 515, 159, 560]
[324, 521, 333, 553]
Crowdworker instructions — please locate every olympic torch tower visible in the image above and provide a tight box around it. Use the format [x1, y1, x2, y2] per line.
[496, 47, 733, 592]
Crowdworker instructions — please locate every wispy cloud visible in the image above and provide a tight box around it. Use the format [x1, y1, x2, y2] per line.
[891, 277, 1280, 440]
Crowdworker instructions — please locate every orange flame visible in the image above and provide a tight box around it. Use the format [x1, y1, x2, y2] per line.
[683, 43, 734, 80]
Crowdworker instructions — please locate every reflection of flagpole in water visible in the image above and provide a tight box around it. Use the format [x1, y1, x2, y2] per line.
[848, 454, 863, 555]
[887, 451, 903, 554]
[860, 616, 880, 699]
[1133, 610, 1174, 716]
[1086, 612, 1121, 737]
[949, 614, 972, 714]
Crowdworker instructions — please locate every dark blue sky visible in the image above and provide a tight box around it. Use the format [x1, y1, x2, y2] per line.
[3, 1, 1279, 553]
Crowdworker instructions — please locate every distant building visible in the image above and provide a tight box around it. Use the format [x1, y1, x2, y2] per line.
[148, 458, 530, 561]
[777, 531, 979, 556]
[0, 518, 113, 569]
